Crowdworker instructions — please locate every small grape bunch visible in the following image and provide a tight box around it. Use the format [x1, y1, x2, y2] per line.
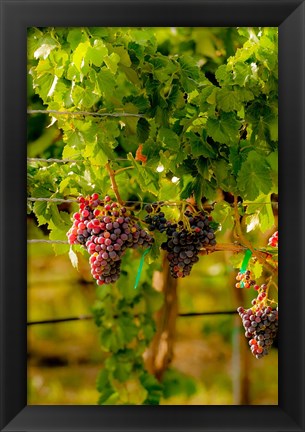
[237, 284, 278, 359]
[268, 231, 278, 248]
[163, 211, 216, 278]
[67, 194, 154, 285]
[144, 202, 168, 233]
[143, 204, 216, 279]
[235, 270, 256, 289]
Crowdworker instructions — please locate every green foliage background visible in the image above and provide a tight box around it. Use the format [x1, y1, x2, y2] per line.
[27, 27, 278, 405]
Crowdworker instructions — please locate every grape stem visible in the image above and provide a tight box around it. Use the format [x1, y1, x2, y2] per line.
[105, 161, 124, 205]
[201, 242, 275, 257]
[201, 243, 247, 254]
[114, 166, 134, 176]
[233, 196, 278, 278]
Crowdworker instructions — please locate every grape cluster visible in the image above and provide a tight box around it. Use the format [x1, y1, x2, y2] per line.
[237, 284, 278, 358]
[235, 270, 256, 289]
[144, 205, 216, 279]
[67, 194, 154, 285]
[144, 203, 168, 233]
[268, 231, 278, 248]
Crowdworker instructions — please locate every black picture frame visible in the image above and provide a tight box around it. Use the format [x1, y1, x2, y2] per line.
[1, 0, 304, 431]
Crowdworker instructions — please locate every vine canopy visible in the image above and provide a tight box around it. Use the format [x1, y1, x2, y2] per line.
[28, 26, 278, 223]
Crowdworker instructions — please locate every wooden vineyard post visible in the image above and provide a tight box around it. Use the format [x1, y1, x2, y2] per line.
[144, 254, 178, 380]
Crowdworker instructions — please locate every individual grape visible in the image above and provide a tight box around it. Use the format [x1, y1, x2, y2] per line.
[145, 204, 153, 213]
[268, 231, 278, 248]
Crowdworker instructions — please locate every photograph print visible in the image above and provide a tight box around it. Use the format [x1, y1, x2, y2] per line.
[27, 26, 278, 405]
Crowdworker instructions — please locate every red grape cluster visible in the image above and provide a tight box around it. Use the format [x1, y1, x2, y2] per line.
[67, 194, 154, 285]
[144, 205, 216, 279]
[237, 284, 278, 358]
[268, 231, 278, 248]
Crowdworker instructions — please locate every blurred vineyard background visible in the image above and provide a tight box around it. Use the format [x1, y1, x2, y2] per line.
[28, 226, 278, 405]
[27, 27, 278, 405]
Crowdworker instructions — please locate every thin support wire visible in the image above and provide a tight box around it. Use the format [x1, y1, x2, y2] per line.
[28, 239, 69, 244]
[27, 109, 144, 118]
[27, 157, 130, 164]
[27, 157, 78, 164]
[28, 197, 78, 203]
[27, 310, 238, 326]
[26, 197, 278, 207]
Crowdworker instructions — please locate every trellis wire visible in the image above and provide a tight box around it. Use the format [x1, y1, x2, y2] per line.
[27, 310, 238, 326]
[28, 157, 77, 164]
[28, 239, 69, 244]
[27, 109, 144, 118]
[27, 196, 277, 207]
[28, 197, 78, 203]
[26, 158, 279, 207]
[27, 157, 130, 164]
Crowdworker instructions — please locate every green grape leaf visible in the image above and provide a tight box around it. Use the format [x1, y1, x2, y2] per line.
[112, 46, 131, 67]
[137, 118, 150, 143]
[87, 39, 108, 67]
[112, 376, 148, 405]
[178, 55, 200, 91]
[158, 127, 179, 151]
[67, 28, 84, 50]
[206, 112, 240, 145]
[237, 151, 273, 201]
[211, 201, 234, 233]
[140, 372, 163, 405]
[266, 151, 278, 193]
[96, 68, 117, 96]
[120, 64, 142, 87]
[245, 213, 260, 232]
[68, 246, 79, 270]
[157, 179, 179, 202]
[49, 227, 70, 255]
[216, 89, 242, 112]
[245, 194, 275, 233]
[229, 252, 244, 270]
[215, 65, 228, 85]
[127, 153, 159, 195]
[212, 159, 237, 193]
[99, 327, 125, 353]
[196, 157, 210, 179]
[188, 134, 216, 158]
[72, 41, 91, 75]
[104, 52, 120, 74]
[34, 35, 58, 60]
[33, 200, 50, 226]
[249, 260, 263, 280]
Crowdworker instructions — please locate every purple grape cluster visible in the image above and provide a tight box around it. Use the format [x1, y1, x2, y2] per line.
[67, 194, 154, 285]
[144, 203, 168, 233]
[145, 205, 216, 278]
[237, 304, 278, 359]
